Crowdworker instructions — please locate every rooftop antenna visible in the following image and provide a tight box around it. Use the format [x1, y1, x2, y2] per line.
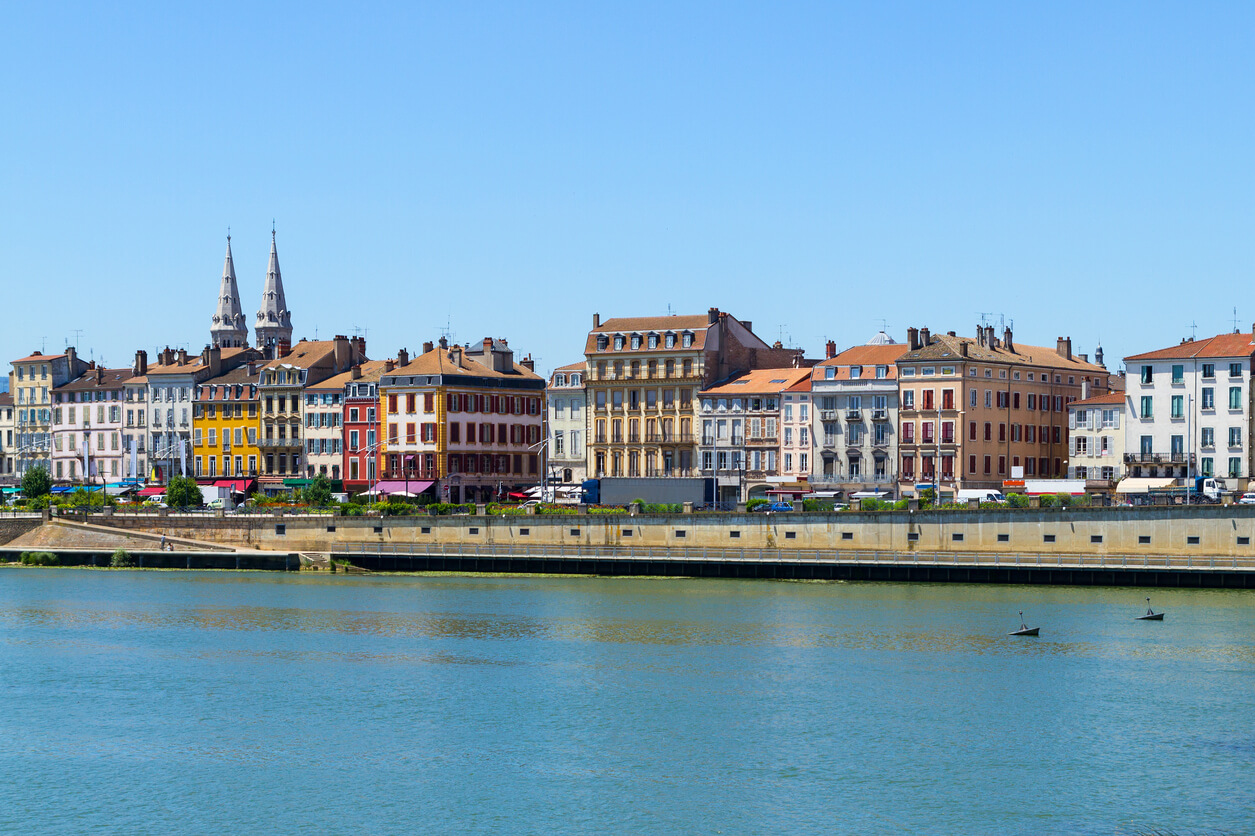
[1190, 320, 1198, 340]
[69, 329, 84, 349]
[1234, 307, 1241, 333]
[879, 318, 891, 334]
[40, 336, 47, 354]
[667, 303, 674, 316]
[440, 314, 454, 345]
[977, 312, 994, 326]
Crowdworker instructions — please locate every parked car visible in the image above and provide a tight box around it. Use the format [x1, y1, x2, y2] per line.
[753, 501, 795, 513]
[1238, 492, 1255, 505]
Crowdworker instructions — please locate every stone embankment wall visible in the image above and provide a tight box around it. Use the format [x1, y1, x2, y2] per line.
[82, 506, 1255, 559]
[0, 518, 44, 545]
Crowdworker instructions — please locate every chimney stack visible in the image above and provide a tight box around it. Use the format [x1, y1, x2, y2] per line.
[1003, 327, 1014, 353]
[907, 327, 919, 351]
[960, 342, 968, 357]
[984, 326, 995, 348]
[176, 348, 188, 366]
[438, 335, 448, 350]
[773, 340, 783, 349]
[593, 313, 601, 329]
[397, 348, 409, 366]
[133, 350, 148, 377]
[351, 364, 362, 380]
[708, 307, 720, 325]
[520, 355, 535, 372]
[384, 359, 395, 373]
[826, 340, 837, 359]
[920, 327, 931, 346]
[66, 346, 78, 371]
[742, 321, 752, 333]
[1056, 337, 1072, 360]
[246, 360, 256, 377]
[975, 325, 984, 347]
[208, 345, 222, 377]
[277, 340, 291, 359]
[423, 341, 434, 354]
[1078, 353, 1088, 364]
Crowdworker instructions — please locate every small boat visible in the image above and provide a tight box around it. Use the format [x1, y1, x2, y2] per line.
[1136, 598, 1165, 621]
[1010, 610, 1040, 636]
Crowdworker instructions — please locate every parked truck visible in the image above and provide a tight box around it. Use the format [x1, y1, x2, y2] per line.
[581, 477, 715, 506]
[1148, 477, 1226, 504]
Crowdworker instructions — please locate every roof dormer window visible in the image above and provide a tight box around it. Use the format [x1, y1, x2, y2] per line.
[648, 334, 659, 349]
[597, 336, 609, 351]
[631, 335, 642, 350]
[682, 332, 693, 348]
[614, 335, 625, 350]
[665, 333, 676, 348]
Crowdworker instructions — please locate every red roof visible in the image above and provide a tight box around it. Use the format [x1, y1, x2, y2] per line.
[1070, 392, 1126, 408]
[1125, 332, 1255, 362]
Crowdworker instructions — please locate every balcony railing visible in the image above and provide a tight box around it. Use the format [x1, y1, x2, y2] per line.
[258, 436, 300, 448]
[846, 409, 862, 420]
[872, 410, 889, 421]
[1123, 452, 1195, 465]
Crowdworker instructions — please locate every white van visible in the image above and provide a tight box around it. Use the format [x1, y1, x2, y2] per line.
[956, 489, 1006, 504]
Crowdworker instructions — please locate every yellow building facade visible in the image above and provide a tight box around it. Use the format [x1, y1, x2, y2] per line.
[192, 364, 263, 481]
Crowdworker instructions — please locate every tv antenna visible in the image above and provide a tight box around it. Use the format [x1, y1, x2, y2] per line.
[666, 303, 674, 316]
[40, 336, 47, 354]
[1190, 320, 1198, 340]
[1233, 307, 1240, 333]
[977, 312, 995, 326]
[69, 329, 84, 349]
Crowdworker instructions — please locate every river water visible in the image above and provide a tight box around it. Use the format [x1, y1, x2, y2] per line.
[0, 569, 1252, 834]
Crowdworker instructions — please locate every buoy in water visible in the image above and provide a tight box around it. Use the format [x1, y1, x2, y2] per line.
[1010, 610, 1040, 636]
[1136, 597, 1165, 621]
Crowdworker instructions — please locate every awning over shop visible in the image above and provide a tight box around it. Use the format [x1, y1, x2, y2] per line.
[1, 487, 21, 495]
[363, 480, 435, 496]
[283, 478, 312, 488]
[766, 488, 807, 496]
[50, 486, 75, 494]
[1115, 477, 1177, 495]
[213, 479, 256, 494]
[508, 491, 530, 500]
[137, 486, 166, 497]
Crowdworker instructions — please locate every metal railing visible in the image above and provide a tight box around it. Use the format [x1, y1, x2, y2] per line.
[330, 541, 1255, 572]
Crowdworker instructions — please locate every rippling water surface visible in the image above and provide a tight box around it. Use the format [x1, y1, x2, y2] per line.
[1, 569, 1253, 834]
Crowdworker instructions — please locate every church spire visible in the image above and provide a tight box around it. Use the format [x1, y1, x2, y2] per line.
[254, 223, 293, 358]
[210, 233, 249, 348]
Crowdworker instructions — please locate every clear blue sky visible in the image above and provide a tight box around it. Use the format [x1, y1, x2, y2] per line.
[3, 1, 1253, 379]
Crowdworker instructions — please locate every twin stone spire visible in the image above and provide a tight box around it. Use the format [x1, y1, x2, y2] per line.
[209, 229, 293, 356]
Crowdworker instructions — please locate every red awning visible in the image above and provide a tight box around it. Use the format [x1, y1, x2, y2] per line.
[213, 479, 256, 494]
[137, 486, 165, 497]
[508, 491, 529, 499]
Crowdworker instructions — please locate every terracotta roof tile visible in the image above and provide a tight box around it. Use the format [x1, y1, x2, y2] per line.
[312, 359, 396, 390]
[898, 334, 1108, 374]
[1070, 392, 1126, 407]
[1125, 332, 1255, 362]
[702, 368, 811, 396]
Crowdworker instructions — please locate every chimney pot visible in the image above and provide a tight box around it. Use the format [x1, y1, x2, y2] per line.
[826, 340, 837, 359]
[397, 348, 409, 366]
[593, 313, 601, 329]
[920, 327, 931, 346]
[907, 327, 919, 351]
[423, 341, 434, 354]
[708, 307, 720, 325]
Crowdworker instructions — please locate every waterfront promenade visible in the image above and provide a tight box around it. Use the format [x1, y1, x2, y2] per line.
[8, 504, 1255, 586]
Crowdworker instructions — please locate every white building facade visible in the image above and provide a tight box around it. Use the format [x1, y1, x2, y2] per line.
[1124, 332, 1252, 483]
[547, 363, 587, 485]
[1066, 392, 1126, 488]
[809, 339, 907, 497]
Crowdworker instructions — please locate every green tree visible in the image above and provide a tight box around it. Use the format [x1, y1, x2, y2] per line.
[21, 466, 52, 499]
[304, 474, 333, 507]
[165, 476, 202, 508]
